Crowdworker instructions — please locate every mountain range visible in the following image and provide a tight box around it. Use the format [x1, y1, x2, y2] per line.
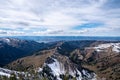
[0, 37, 120, 80]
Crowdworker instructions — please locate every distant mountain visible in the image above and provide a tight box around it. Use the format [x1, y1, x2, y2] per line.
[6, 40, 106, 70]
[5, 36, 120, 42]
[1, 38, 120, 80]
[0, 38, 48, 66]
[68, 42, 120, 80]
[81, 43, 120, 80]
[5, 49, 97, 80]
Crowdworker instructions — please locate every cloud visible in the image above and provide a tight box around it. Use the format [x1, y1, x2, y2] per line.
[0, 30, 25, 36]
[0, 0, 120, 36]
[0, 30, 7, 34]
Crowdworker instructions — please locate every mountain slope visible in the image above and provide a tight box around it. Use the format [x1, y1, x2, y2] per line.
[6, 51, 97, 80]
[5, 40, 102, 71]
[0, 38, 47, 66]
[70, 43, 120, 80]
[39, 53, 97, 80]
[6, 49, 56, 71]
[2, 40, 120, 80]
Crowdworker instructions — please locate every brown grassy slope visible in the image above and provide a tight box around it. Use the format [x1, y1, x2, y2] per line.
[69, 47, 120, 80]
[82, 49, 120, 80]
[5, 49, 56, 71]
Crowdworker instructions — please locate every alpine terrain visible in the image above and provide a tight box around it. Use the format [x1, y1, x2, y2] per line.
[0, 38, 120, 80]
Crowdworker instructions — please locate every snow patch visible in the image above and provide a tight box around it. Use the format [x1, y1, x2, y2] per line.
[47, 59, 65, 77]
[0, 67, 26, 78]
[94, 43, 120, 53]
[0, 38, 11, 43]
[0, 72, 10, 77]
[42, 58, 96, 80]
[0, 67, 13, 77]
[5, 38, 11, 43]
[38, 68, 43, 72]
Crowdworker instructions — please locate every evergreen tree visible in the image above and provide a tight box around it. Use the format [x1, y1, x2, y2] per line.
[42, 77, 48, 80]
[9, 73, 17, 80]
[63, 74, 69, 80]
[72, 77, 77, 80]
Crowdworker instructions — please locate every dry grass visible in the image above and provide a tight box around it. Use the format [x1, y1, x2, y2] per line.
[6, 49, 56, 71]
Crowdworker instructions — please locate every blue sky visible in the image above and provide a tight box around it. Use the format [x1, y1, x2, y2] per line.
[73, 22, 103, 30]
[0, 0, 120, 36]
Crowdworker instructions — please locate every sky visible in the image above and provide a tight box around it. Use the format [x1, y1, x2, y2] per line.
[0, 0, 120, 36]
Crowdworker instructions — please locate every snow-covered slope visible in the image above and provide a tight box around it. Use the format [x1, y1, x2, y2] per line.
[0, 38, 20, 44]
[0, 67, 22, 77]
[0, 56, 97, 80]
[38, 54, 97, 80]
[0, 38, 11, 43]
[0, 67, 29, 79]
[94, 43, 120, 52]
[0, 37, 46, 66]
[0, 68, 11, 77]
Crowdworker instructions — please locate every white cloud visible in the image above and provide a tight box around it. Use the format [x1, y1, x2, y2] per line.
[0, 30, 25, 36]
[0, 0, 120, 36]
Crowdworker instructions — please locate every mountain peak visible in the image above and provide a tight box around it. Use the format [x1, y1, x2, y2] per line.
[38, 53, 97, 80]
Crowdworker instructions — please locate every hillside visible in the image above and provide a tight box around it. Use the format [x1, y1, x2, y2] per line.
[0, 38, 48, 66]
[4, 40, 120, 80]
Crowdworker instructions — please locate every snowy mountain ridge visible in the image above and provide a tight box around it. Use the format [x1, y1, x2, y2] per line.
[0, 67, 11, 77]
[0, 38, 20, 44]
[94, 43, 120, 52]
[38, 54, 97, 80]
[0, 67, 26, 78]
[0, 38, 119, 80]
[86, 43, 120, 53]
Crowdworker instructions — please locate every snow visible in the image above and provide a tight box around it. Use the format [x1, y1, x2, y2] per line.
[44, 58, 96, 80]
[82, 70, 97, 80]
[0, 67, 26, 78]
[82, 70, 92, 78]
[0, 68, 12, 77]
[47, 58, 79, 80]
[5, 38, 10, 43]
[38, 68, 43, 72]
[0, 38, 21, 44]
[82, 70, 90, 77]
[94, 43, 120, 53]
[76, 69, 82, 80]
[0, 38, 11, 43]
[47, 59, 65, 77]
[0, 72, 10, 77]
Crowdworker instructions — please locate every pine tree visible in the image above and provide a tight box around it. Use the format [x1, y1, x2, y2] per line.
[42, 77, 48, 80]
[63, 74, 69, 80]
[1, 76, 9, 80]
[72, 77, 77, 80]
[9, 73, 17, 80]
